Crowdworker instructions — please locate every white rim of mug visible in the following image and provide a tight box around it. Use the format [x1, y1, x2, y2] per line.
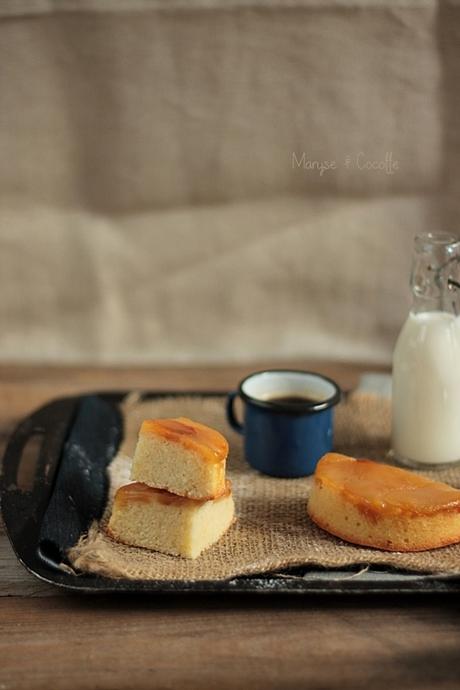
[238, 369, 342, 414]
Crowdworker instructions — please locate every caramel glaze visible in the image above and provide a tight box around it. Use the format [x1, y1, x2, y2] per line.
[141, 417, 228, 464]
[115, 480, 232, 508]
[315, 453, 460, 520]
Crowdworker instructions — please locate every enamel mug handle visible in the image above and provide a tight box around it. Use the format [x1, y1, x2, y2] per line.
[226, 391, 244, 434]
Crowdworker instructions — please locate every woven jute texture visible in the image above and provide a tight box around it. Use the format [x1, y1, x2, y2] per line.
[68, 392, 460, 580]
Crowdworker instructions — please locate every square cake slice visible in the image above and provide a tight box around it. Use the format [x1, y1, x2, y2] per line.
[107, 481, 234, 559]
[130, 417, 228, 499]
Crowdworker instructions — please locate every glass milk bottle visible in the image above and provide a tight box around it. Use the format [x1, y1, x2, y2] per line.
[392, 232, 460, 467]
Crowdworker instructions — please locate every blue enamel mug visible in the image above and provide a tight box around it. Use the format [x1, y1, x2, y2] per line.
[226, 370, 341, 478]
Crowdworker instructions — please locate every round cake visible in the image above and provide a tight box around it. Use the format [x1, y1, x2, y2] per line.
[308, 453, 460, 552]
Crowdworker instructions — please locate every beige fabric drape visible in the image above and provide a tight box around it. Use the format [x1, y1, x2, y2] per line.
[0, 1, 458, 363]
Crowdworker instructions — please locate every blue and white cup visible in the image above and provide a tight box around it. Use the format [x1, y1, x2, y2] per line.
[226, 370, 341, 478]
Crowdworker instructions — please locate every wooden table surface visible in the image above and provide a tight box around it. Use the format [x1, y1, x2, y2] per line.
[1, 362, 460, 690]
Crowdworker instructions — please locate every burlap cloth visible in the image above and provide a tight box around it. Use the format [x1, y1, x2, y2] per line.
[68, 393, 460, 580]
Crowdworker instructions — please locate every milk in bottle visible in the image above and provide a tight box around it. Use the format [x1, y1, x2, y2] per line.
[392, 233, 460, 466]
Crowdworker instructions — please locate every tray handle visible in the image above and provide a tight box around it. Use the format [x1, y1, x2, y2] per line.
[1, 397, 79, 571]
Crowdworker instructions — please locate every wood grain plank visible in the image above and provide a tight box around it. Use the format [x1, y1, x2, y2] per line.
[0, 360, 376, 431]
[1, 596, 459, 690]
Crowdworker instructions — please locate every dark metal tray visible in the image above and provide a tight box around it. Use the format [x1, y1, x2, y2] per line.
[2, 391, 460, 595]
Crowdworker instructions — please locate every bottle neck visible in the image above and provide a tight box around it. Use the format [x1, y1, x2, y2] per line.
[411, 292, 456, 315]
[411, 242, 460, 316]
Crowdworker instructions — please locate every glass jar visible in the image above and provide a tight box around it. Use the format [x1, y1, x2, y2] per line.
[391, 232, 460, 467]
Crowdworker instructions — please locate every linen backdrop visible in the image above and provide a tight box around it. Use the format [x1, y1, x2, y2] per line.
[1, 0, 459, 364]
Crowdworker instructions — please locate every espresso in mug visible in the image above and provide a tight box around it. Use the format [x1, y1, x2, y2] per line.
[263, 392, 322, 405]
